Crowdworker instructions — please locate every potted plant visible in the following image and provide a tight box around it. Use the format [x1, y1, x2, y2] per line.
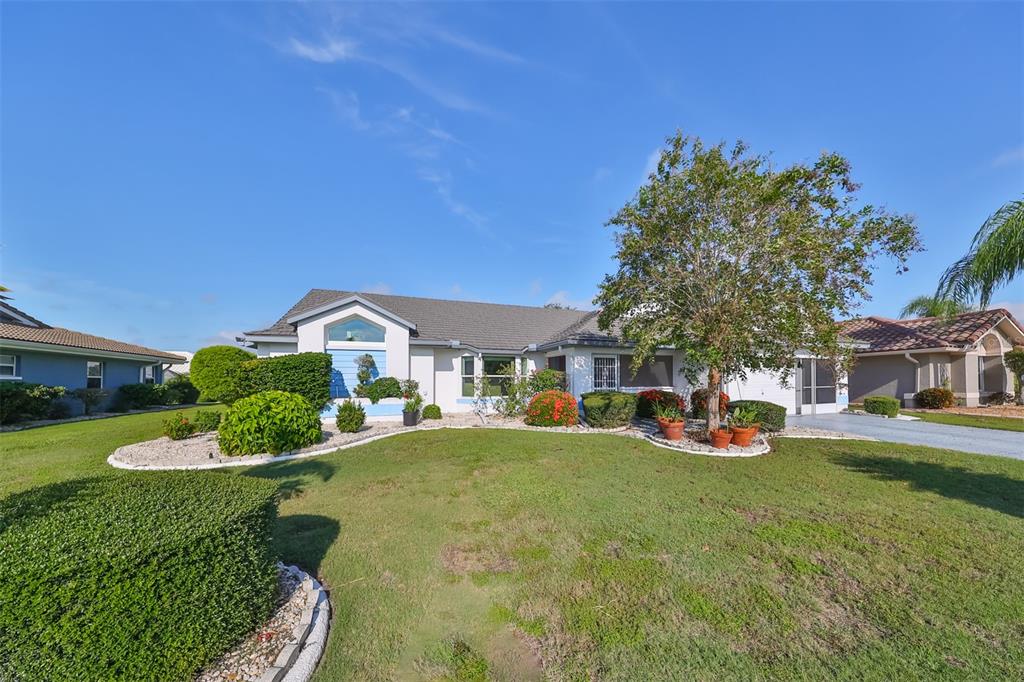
[709, 426, 732, 449]
[402, 391, 423, 427]
[653, 400, 685, 440]
[728, 406, 760, 447]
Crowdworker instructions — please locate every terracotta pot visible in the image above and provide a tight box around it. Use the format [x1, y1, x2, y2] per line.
[730, 425, 760, 447]
[709, 429, 732, 449]
[657, 417, 685, 441]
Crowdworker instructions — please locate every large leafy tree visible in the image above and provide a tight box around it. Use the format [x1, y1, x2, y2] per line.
[597, 133, 921, 430]
[899, 295, 973, 319]
[936, 198, 1024, 307]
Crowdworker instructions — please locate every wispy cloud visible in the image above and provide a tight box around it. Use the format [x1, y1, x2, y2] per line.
[287, 36, 356, 63]
[992, 145, 1024, 167]
[362, 282, 392, 295]
[317, 87, 370, 131]
[418, 168, 490, 234]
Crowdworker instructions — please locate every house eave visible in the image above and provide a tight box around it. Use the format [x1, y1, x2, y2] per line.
[0, 338, 184, 364]
[285, 295, 418, 331]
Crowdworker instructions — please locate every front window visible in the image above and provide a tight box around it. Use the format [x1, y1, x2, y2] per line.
[593, 355, 618, 391]
[461, 356, 475, 397]
[141, 365, 157, 384]
[0, 354, 16, 377]
[327, 317, 385, 343]
[87, 361, 103, 389]
[482, 355, 514, 396]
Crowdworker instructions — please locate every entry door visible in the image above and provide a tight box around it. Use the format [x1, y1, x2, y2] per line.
[798, 359, 837, 415]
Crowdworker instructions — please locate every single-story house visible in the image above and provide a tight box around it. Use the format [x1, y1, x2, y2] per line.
[0, 300, 185, 414]
[840, 308, 1024, 407]
[162, 350, 194, 381]
[240, 289, 847, 418]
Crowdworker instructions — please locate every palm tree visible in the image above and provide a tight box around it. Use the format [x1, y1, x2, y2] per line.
[899, 295, 973, 319]
[936, 198, 1024, 307]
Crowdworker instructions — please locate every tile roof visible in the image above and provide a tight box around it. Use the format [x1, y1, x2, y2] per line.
[838, 308, 1023, 353]
[0, 323, 186, 362]
[246, 289, 605, 351]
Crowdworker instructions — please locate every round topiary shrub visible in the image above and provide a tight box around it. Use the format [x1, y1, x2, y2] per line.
[525, 390, 579, 427]
[336, 399, 366, 433]
[218, 390, 322, 455]
[864, 395, 900, 417]
[914, 387, 955, 409]
[422, 403, 442, 419]
[727, 400, 787, 432]
[0, 473, 278, 681]
[581, 391, 638, 428]
[190, 345, 253, 404]
[690, 388, 730, 419]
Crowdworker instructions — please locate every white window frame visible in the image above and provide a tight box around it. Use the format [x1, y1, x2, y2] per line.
[592, 355, 619, 391]
[325, 316, 386, 346]
[140, 364, 157, 384]
[0, 353, 18, 379]
[461, 355, 475, 397]
[86, 361, 104, 389]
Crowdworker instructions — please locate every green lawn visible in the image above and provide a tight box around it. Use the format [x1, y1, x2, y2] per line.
[2, 415, 1023, 680]
[908, 410, 1024, 432]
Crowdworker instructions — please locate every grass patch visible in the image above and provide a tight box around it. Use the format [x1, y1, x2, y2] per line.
[909, 410, 1024, 432]
[2, 414, 1023, 679]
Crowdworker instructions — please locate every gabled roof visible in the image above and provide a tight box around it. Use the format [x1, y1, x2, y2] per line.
[0, 301, 48, 328]
[246, 288, 601, 351]
[0, 323, 185, 362]
[838, 308, 1024, 354]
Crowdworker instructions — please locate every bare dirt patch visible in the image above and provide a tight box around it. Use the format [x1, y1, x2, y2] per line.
[440, 545, 516, 576]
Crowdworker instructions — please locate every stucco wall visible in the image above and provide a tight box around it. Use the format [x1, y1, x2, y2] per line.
[848, 355, 916, 405]
[254, 342, 298, 357]
[295, 302, 411, 384]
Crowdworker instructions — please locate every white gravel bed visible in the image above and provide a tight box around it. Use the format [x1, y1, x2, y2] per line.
[776, 425, 875, 440]
[196, 563, 328, 682]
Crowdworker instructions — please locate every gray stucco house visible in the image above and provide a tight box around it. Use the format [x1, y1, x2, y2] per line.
[0, 299, 184, 414]
[840, 308, 1024, 407]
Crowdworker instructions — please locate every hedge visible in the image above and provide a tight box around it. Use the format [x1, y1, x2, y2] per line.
[581, 391, 637, 428]
[727, 400, 786, 432]
[0, 474, 278, 681]
[218, 390, 322, 456]
[363, 376, 403, 404]
[864, 395, 900, 418]
[164, 375, 200, 405]
[636, 389, 685, 419]
[238, 352, 332, 411]
[190, 345, 253, 403]
[914, 387, 955, 409]
[112, 383, 167, 411]
[0, 382, 66, 424]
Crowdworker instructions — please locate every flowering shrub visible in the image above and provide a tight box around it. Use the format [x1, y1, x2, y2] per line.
[914, 387, 955, 409]
[163, 413, 196, 440]
[636, 389, 685, 418]
[525, 390, 579, 427]
[690, 388, 729, 419]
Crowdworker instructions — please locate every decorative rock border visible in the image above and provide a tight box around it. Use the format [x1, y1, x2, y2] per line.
[261, 564, 330, 682]
[645, 432, 771, 457]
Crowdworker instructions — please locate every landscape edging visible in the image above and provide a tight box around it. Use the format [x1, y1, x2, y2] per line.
[256, 563, 330, 682]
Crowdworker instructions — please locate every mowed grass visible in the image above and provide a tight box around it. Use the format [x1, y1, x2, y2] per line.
[2, 416, 1023, 680]
[909, 410, 1024, 432]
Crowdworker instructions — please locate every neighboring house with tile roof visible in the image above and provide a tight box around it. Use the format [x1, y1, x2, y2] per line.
[839, 309, 1024, 407]
[241, 289, 848, 417]
[0, 300, 185, 416]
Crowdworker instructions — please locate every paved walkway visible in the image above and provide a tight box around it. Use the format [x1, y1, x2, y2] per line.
[786, 413, 1023, 460]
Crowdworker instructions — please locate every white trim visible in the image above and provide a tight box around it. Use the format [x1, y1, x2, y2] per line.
[86, 360, 104, 389]
[592, 354, 619, 391]
[0, 352, 17, 378]
[0, 302, 41, 327]
[0, 338, 178, 364]
[240, 334, 297, 343]
[286, 295, 417, 331]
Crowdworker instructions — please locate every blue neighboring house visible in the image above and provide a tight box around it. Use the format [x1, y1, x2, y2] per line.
[0, 299, 185, 415]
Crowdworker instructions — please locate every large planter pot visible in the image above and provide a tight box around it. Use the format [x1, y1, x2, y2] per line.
[656, 417, 685, 441]
[709, 429, 732, 449]
[402, 410, 418, 427]
[730, 425, 760, 447]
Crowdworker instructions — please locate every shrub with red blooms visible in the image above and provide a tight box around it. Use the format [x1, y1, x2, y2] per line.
[525, 390, 579, 427]
[691, 388, 730, 419]
[636, 389, 686, 418]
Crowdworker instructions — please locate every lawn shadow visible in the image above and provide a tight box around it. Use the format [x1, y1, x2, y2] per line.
[272, 513, 340, 576]
[241, 458, 338, 500]
[832, 453, 1024, 519]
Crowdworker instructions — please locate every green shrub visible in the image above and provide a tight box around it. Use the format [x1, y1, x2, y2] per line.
[422, 403, 442, 419]
[914, 387, 955, 409]
[690, 388, 730, 419]
[525, 390, 579, 427]
[71, 387, 108, 415]
[193, 409, 222, 433]
[113, 383, 167, 411]
[237, 353, 332, 411]
[163, 412, 196, 440]
[864, 395, 900, 417]
[218, 390, 322, 456]
[0, 382, 66, 424]
[365, 376, 403, 404]
[190, 345, 252, 404]
[46, 400, 72, 420]
[0, 474, 278, 681]
[164, 375, 200, 405]
[636, 389, 685, 418]
[335, 399, 366, 433]
[529, 369, 566, 393]
[727, 400, 787, 432]
[581, 391, 637, 428]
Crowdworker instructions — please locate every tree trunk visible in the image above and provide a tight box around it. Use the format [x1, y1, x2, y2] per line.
[707, 367, 721, 434]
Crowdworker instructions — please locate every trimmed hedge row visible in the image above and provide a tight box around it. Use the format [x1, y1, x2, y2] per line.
[864, 395, 900, 417]
[727, 400, 787, 433]
[581, 391, 638, 428]
[0, 382, 66, 424]
[238, 352, 333, 411]
[0, 474, 279, 681]
[191, 345, 253, 403]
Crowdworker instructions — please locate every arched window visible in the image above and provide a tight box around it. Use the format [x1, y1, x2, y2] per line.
[327, 317, 385, 343]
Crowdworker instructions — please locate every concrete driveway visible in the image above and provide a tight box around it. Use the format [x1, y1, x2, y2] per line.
[786, 413, 1024, 460]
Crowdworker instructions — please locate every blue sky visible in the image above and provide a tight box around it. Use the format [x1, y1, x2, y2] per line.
[2, 2, 1022, 351]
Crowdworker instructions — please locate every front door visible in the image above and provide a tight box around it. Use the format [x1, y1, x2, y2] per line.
[798, 359, 837, 415]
